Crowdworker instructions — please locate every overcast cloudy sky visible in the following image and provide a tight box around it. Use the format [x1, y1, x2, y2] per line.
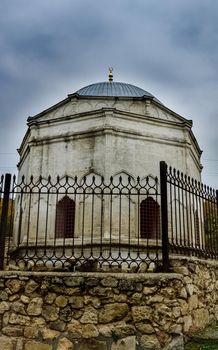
[0, 0, 217, 188]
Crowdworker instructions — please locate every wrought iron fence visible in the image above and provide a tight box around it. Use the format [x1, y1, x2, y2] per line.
[0, 174, 3, 221]
[0, 162, 217, 272]
[0, 174, 15, 269]
[166, 166, 218, 259]
[0, 173, 162, 271]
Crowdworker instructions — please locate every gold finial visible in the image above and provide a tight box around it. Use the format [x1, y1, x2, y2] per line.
[108, 67, 113, 82]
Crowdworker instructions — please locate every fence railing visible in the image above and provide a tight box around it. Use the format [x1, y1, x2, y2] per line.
[0, 162, 217, 272]
[0, 172, 162, 271]
[166, 166, 218, 259]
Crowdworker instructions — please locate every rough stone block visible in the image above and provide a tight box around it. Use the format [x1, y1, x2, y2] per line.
[69, 296, 84, 309]
[143, 287, 156, 295]
[51, 277, 63, 285]
[186, 284, 194, 296]
[111, 336, 136, 350]
[0, 301, 10, 314]
[99, 303, 128, 323]
[2, 325, 23, 337]
[168, 324, 182, 335]
[148, 295, 163, 303]
[24, 326, 39, 338]
[44, 292, 56, 304]
[130, 293, 142, 304]
[193, 308, 209, 329]
[119, 280, 137, 291]
[83, 295, 101, 308]
[63, 276, 84, 287]
[77, 339, 107, 350]
[0, 336, 14, 350]
[3, 311, 10, 327]
[59, 306, 72, 322]
[57, 337, 74, 350]
[188, 294, 198, 310]
[85, 278, 100, 287]
[89, 286, 113, 298]
[11, 301, 26, 315]
[50, 320, 66, 332]
[9, 294, 19, 302]
[42, 305, 59, 322]
[21, 295, 30, 304]
[24, 340, 52, 350]
[153, 305, 172, 325]
[179, 287, 188, 299]
[162, 288, 176, 298]
[42, 328, 60, 340]
[9, 312, 30, 326]
[140, 334, 161, 349]
[135, 322, 154, 334]
[98, 321, 134, 338]
[0, 290, 8, 301]
[113, 294, 128, 303]
[101, 277, 118, 287]
[172, 306, 181, 318]
[25, 280, 39, 294]
[132, 306, 151, 322]
[178, 299, 188, 316]
[27, 297, 43, 316]
[55, 295, 68, 308]
[80, 306, 98, 324]
[16, 338, 24, 350]
[67, 319, 83, 337]
[163, 335, 184, 350]
[173, 267, 189, 275]
[5, 279, 23, 294]
[183, 315, 192, 333]
[83, 324, 99, 338]
[31, 316, 46, 326]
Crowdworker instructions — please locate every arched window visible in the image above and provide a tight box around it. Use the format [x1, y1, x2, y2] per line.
[55, 196, 75, 238]
[140, 197, 160, 239]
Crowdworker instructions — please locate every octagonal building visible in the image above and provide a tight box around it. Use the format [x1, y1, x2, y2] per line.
[13, 75, 203, 265]
[18, 78, 202, 181]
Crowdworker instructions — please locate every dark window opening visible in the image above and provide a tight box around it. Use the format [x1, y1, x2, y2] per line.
[140, 197, 160, 239]
[55, 196, 75, 238]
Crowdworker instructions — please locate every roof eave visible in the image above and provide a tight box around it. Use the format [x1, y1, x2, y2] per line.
[27, 97, 70, 122]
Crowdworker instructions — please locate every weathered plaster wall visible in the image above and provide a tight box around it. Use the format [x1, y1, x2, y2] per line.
[19, 97, 202, 181]
[0, 257, 217, 350]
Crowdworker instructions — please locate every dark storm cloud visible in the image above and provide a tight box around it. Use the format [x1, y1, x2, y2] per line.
[0, 0, 217, 186]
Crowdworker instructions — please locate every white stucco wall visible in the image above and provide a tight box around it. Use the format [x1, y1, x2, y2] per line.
[18, 97, 201, 180]
[14, 95, 202, 248]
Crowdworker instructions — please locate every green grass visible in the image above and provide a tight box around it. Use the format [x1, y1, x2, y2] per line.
[185, 339, 218, 350]
[185, 322, 218, 349]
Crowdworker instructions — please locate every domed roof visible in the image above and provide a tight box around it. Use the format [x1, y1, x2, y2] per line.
[75, 82, 161, 102]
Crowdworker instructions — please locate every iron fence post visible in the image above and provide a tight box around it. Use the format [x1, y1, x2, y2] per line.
[160, 161, 169, 272]
[216, 190, 218, 256]
[0, 173, 11, 270]
[216, 190, 218, 210]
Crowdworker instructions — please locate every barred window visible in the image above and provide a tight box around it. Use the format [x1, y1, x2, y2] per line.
[140, 197, 160, 239]
[55, 196, 75, 238]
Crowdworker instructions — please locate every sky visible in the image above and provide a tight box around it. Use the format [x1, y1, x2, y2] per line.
[0, 0, 217, 188]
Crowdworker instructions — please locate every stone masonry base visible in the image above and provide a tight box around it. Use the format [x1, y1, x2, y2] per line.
[0, 257, 218, 349]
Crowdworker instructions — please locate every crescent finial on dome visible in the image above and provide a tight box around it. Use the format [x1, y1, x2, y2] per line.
[108, 67, 113, 82]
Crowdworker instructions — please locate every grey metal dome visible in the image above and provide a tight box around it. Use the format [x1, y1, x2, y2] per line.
[75, 82, 160, 101]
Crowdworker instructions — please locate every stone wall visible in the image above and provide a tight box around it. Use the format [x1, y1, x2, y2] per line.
[0, 257, 217, 350]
